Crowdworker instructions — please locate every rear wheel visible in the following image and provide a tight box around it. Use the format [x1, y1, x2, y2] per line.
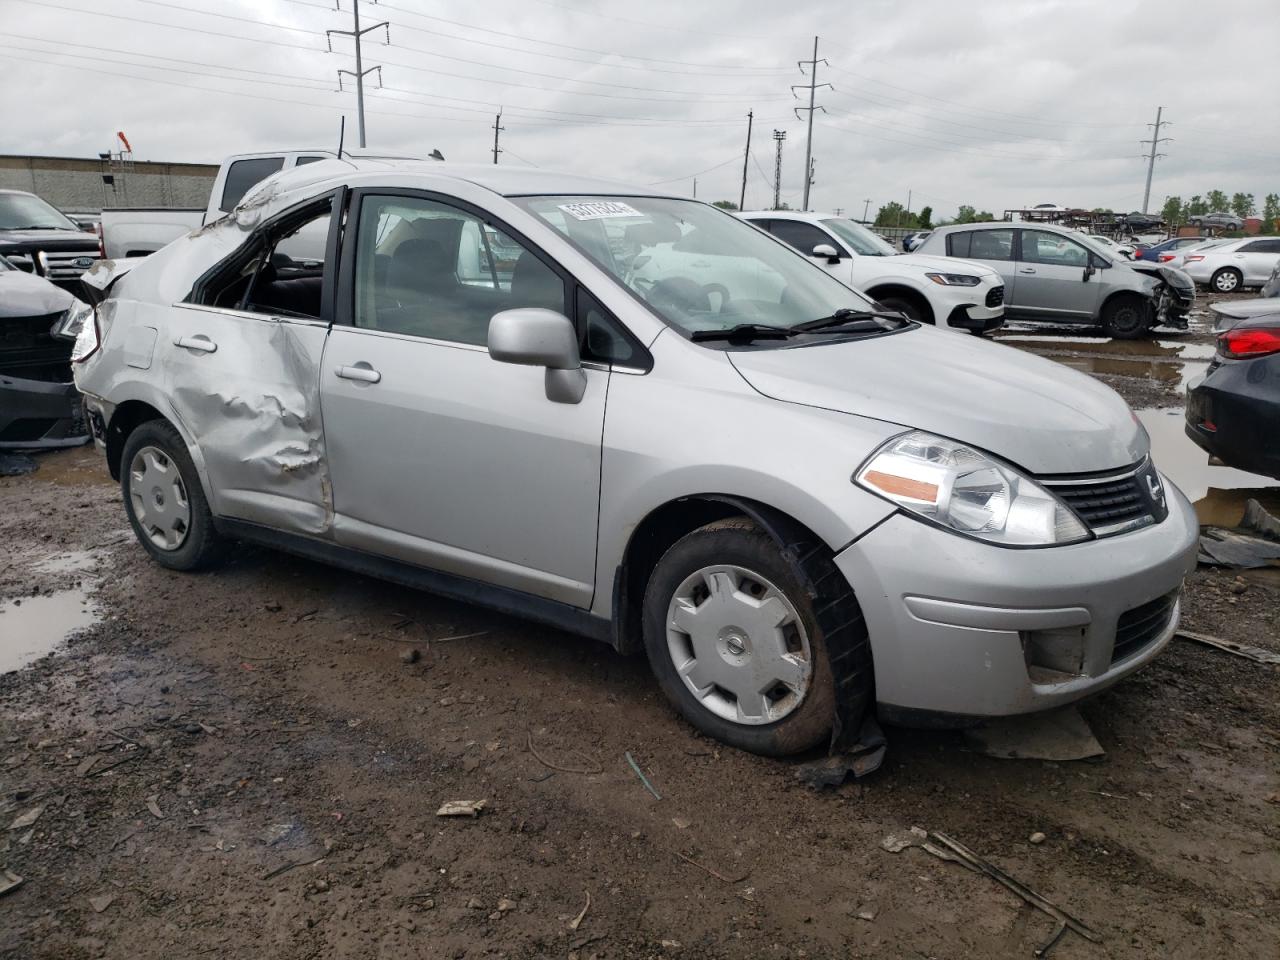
[1100, 294, 1150, 339]
[120, 420, 229, 571]
[642, 518, 861, 756]
[1210, 268, 1242, 293]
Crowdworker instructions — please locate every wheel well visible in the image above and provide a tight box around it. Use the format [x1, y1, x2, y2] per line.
[611, 496, 832, 655]
[864, 283, 934, 324]
[1100, 290, 1151, 316]
[104, 400, 165, 480]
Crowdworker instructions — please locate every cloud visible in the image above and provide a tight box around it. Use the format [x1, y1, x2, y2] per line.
[1, 0, 1275, 218]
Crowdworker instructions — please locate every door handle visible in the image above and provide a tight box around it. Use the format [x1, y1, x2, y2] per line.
[173, 335, 217, 353]
[1018, 267, 1036, 275]
[335, 364, 381, 384]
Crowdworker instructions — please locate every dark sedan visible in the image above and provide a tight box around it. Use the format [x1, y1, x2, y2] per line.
[1137, 236, 1206, 262]
[1186, 312, 1280, 479]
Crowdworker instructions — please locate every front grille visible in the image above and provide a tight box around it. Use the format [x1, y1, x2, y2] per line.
[1041, 461, 1159, 536]
[1111, 591, 1177, 663]
[38, 249, 99, 281]
[985, 285, 1004, 307]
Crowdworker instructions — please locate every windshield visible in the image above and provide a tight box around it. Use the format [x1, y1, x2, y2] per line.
[0, 192, 79, 231]
[513, 196, 881, 338]
[821, 218, 898, 256]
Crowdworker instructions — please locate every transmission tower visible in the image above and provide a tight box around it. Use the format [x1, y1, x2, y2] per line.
[792, 37, 830, 212]
[1140, 107, 1172, 214]
[772, 130, 787, 210]
[327, 0, 390, 148]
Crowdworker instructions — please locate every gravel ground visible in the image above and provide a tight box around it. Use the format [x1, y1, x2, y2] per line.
[1, 304, 1277, 960]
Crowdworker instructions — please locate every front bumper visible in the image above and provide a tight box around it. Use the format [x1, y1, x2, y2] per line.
[946, 303, 1005, 333]
[835, 479, 1198, 720]
[0, 373, 89, 449]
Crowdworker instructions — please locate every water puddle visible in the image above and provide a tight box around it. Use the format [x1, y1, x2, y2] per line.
[32, 550, 99, 575]
[1054, 355, 1208, 392]
[0, 586, 99, 673]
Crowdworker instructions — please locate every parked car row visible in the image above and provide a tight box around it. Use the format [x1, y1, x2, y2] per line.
[1162, 237, 1280, 292]
[69, 156, 1199, 756]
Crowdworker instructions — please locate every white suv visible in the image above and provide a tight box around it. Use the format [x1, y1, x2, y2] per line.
[739, 212, 1004, 332]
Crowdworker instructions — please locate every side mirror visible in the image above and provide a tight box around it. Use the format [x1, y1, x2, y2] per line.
[811, 243, 841, 264]
[1083, 263, 1096, 282]
[488, 308, 586, 404]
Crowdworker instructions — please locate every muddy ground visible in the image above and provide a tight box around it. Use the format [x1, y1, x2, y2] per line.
[1, 295, 1277, 959]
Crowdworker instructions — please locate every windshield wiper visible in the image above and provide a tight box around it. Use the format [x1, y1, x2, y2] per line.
[792, 308, 909, 332]
[689, 323, 796, 343]
[5, 225, 67, 231]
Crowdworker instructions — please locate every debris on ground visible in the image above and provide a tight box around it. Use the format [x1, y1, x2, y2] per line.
[569, 890, 591, 931]
[625, 751, 662, 799]
[0, 453, 38, 477]
[671, 849, 749, 884]
[1176, 630, 1280, 665]
[924, 831, 1100, 957]
[8, 806, 43, 830]
[145, 795, 164, 819]
[795, 715, 887, 787]
[881, 825, 928, 853]
[0, 871, 23, 897]
[436, 799, 487, 818]
[1241, 498, 1280, 540]
[1197, 527, 1280, 569]
[964, 705, 1104, 761]
[88, 893, 116, 913]
[1029, 832, 1047, 845]
[399, 648, 421, 665]
[527, 730, 602, 774]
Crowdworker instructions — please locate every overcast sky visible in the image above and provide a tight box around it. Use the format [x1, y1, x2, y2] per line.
[2, 0, 1276, 219]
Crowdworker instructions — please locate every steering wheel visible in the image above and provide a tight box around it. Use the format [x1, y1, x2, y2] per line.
[645, 276, 710, 313]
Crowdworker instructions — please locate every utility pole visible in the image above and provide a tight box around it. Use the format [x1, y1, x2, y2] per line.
[327, 0, 390, 148]
[1140, 106, 1172, 214]
[902, 188, 912, 227]
[832, 207, 843, 216]
[772, 129, 787, 210]
[862, 198, 871, 223]
[792, 36, 830, 212]
[491, 110, 504, 164]
[739, 110, 753, 211]
[807, 157, 816, 207]
[692, 177, 697, 199]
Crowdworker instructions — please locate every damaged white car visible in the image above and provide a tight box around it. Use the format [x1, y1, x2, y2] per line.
[73, 157, 1198, 756]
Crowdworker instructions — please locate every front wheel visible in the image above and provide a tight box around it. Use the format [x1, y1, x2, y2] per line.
[120, 420, 229, 571]
[1100, 294, 1151, 339]
[642, 518, 857, 756]
[875, 296, 930, 325]
[1210, 268, 1242, 293]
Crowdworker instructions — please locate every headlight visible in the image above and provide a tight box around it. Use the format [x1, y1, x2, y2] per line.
[69, 301, 100, 363]
[924, 272, 981, 286]
[854, 431, 1090, 546]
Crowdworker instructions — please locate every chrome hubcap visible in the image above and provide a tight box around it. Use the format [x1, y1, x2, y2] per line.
[665, 565, 812, 725]
[1216, 273, 1238, 291]
[128, 446, 190, 551]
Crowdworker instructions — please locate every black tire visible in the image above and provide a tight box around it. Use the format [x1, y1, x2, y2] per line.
[1100, 294, 1150, 339]
[1210, 268, 1242, 294]
[120, 419, 229, 571]
[876, 295, 931, 324]
[642, 518, 867, 757]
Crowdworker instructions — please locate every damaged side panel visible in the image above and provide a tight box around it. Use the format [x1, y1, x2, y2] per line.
[153, 302, 333, 535]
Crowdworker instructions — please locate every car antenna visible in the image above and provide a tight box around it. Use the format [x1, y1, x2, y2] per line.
[337, 115, 346, 160]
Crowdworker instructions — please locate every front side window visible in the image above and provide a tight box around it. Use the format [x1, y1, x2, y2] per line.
[1241, 239, 1280, 254]
[963, 229, 1015, 261]
[512, 196, 879, 339]
[822, 218, 898, 256]
[220, 157, 286, 213]
[0, 192, 78, 231]
[767, 220, 834, 257]
[1021, 229, 1090, 267]
[352, 195, 565, 346]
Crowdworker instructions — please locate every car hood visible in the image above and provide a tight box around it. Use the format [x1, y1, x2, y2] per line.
[0, 228, 99, 248]
[727, 326, 1147, 475]
[1210, 297, 1279, 319]
[890, 252, 999, 278]
[0, 269, 76, 318]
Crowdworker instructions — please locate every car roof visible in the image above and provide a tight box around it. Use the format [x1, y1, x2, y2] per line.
[263, 155, 666, 200]
[739, 210, 846, 222]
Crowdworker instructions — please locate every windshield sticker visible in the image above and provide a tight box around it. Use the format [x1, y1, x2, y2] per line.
[557, 201, 642, 221]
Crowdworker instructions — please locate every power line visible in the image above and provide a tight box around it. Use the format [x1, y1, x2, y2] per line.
[645, 156, 741, 186]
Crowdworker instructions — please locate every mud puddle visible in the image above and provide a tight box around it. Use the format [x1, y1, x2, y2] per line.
[0, 586, 99, 672]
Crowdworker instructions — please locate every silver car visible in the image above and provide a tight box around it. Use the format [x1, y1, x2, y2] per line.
[916, 222, 1195, 337]
[1176, 236, 1280, 293]
[70, 158, 1197, 756]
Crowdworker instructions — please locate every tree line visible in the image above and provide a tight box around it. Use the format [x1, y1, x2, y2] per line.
[1162, 191, 1280, 231]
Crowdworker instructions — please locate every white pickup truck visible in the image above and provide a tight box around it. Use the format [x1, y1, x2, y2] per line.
[100, 150, 333, 259]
